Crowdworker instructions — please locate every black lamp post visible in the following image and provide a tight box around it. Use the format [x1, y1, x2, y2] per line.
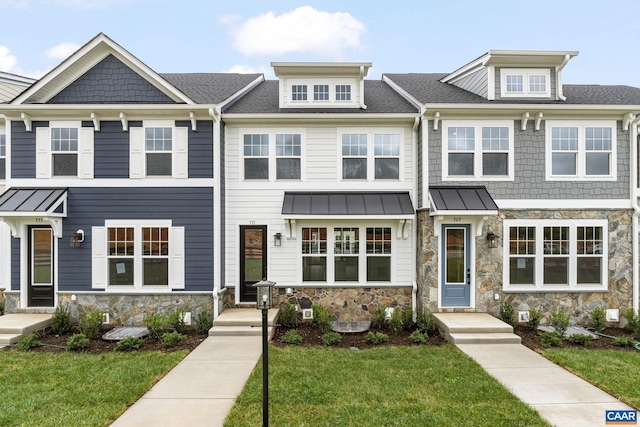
[253, 279, 275, 427]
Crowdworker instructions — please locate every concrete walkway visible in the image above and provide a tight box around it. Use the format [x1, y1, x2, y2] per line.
[458, 342, 635, 427]
[111, 335, 262, 427]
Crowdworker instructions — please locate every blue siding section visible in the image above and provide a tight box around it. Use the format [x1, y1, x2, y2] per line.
[58, 187, 214, 292]
[11, 120, 47, 179]
[94, 121, 130, 178]
[48, 55, 176, 104]
[176, 120, 214, 179]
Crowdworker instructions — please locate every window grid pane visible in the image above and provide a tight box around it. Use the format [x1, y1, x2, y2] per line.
[342, 134, 367, 156]
[292, 85, 307, 101]
[275, 134, 301, 157]
[448, 127, 474, 151]
[334, 228, 359, 254]
[0, 134, 6, 157]
[243, 134, 269, 156]
[302, 228, 327, 254]
[313, 85, 329, 101]
[366, 227, 391, 254]
[529, 75, 546, 93]
[506, 75, 523, 92]
[145, 127, 172, 152]
[336, 85, 351, 101]
[51, 128, 78, 152]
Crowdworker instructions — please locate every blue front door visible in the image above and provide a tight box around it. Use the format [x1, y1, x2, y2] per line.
[441, 224, 471, 307]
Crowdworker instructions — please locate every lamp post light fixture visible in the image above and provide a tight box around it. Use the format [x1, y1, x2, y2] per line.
[486, 231, 498, 249]
[70, 229, 84, 247]
[273, 232, 282, 247]
[253, 279, 275, 427]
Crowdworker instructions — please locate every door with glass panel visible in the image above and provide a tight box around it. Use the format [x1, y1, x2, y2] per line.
[240, 225, 267, 303]
[441, 224, 471, 307]
[28, 226, 54, 307]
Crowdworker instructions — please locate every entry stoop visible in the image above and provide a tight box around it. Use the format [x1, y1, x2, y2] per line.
[0, 313, 53, 345]
[433, 312, 521, 345]
[209, 308, 280, 340]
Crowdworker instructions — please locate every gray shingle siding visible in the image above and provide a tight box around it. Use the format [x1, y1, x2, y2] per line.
[48, 55, 176, 104]
[59, 187, 214, 292]
[428, 120, 629, 199]
[94, 121, 129, 178]
[451, 68, 488, 98]
[175, 120, 214, 179]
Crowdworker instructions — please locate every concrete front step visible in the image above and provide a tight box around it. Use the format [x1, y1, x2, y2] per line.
[209, 326, 275, 339]
[0, 313, 52, 335]
[433, 312, 514, 335]
[448, 332, 521, 345]
[212, 308, 279, 328]
[0, 333, 22, 345]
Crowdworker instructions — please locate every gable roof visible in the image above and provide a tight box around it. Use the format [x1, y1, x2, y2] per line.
[224, 80, 417, 114]
[384, 73, 640, 107]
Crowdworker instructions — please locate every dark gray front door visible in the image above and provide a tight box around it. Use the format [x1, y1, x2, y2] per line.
[239, 225, 267, 303]
[441, 224, 471, 307]
[28, 226, 54, 307]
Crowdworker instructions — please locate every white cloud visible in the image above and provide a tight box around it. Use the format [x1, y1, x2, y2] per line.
[231, 6, 366, 59]
[0, 46, 18, 73]
[217, 14, 242, 25]
[44, 42, 81, 59]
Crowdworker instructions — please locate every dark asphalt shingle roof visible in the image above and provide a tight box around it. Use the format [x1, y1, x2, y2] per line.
[160, 73, 261, 104]
[384, 73, 640, 105]
[224, 80, 418, 114]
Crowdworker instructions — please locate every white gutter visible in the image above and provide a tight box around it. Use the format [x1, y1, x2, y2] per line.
[631, 114, 640, 313]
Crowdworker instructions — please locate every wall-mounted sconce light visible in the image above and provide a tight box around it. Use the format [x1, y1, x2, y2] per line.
[70, 229, 84, 247]
[486, 231, 498, 249]
[274, 232, 282, 247]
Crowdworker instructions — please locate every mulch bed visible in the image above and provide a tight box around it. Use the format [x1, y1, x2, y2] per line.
[515, 326, 640, 352]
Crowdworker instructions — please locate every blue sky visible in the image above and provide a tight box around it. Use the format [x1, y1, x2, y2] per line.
[1, 0, 639, 86]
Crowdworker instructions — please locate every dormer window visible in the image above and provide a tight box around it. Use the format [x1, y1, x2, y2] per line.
[314, 85, 329, 101]
[292, 85, 307, 101]
[336, 85, 351, 101]
[501, 69, 550, 98]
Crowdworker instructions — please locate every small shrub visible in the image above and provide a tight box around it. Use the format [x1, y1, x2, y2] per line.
[539, 331, 563, 347]
[280, 303, 299, 329]
[321, 332, 342, 346]
[194, 310, 213, 335]
[613, 336, 638, 347]
[416, 308, 436, 335]
[145, 313, 170, 340]
[409, 331, 428, 344]
[51, 303, 73, 335]
[168, 310, 187, 334]
[311, 304, 332, 333]
[566, 333, 593, 347]
[161, 331, 186, 347]
[402, 308, 414, 331]
[624, 309, 640, 336]
[527, 308, 543, 330]
[550, 310, 570, 337]
[498, 302, 517, 328]
[588, 307, 607, 332]
[115, 336, 143, 352]
[79, 311, 105, 339]
[389, 309, 403, 335]
[17, 333, 41, 351]
[371, 305, 387, 330]
[364, 331, 388, 345]
[66, 333, 89, 351]
[281, 329, 303, 345]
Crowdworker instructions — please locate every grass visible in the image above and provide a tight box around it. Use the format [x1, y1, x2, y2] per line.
[0, 350, 188, 426]
[224, 345, 550, 427]
[541, 348, 640, 409]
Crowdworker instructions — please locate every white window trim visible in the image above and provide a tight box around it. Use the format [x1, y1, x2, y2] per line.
[298, 222, 396, 286]
[545, 120, 617, 181]
[338, 127, 405, 182]
[92, 219, 185, 291]
[500, 68, 551, 98]
[284, 78, 357, 108]
[240, 128, 306, 182]
[442, 120, 514, 181]
[36, 121, 94, 179]
[130, 120, 188, 179]
[502, 219, 608, 293]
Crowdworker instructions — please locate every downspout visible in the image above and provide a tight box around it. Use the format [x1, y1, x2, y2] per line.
[210, 107, 222, 319]
[632, 115, 640, 313]
[555, 54, 571, 101]
[412, 115, 420, 318]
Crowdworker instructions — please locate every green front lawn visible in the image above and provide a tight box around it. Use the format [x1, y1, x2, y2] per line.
[0, 350, 187, 426]
[225, 345, 550, 427]
[542, 348, 640, 409]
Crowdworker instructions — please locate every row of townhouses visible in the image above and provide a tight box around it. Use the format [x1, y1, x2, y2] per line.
[1, 33, 639, 326]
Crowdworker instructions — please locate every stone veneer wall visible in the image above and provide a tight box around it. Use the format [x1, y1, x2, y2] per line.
[56, 293, 213, 326]
[418, 209, 633, 326]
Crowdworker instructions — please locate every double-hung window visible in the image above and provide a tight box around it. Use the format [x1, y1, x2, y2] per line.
[501, 69, 550, 98]
[504, 220, 607, 291]
[36, 121, 94, 179]
[129, 121, 187, 179]
[242, 130, 304, 181]
[302, 225, 392, 283]
[443, 121, 513, 180]
[340, 129, 403, 181]
[92, 220, 184, 290]
[145, 127, 172, 176]
[546, 120, 616, 180]
[0, 132, 5, 180]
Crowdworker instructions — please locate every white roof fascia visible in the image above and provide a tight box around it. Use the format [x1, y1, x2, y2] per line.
[221, 113, 418, 124]
[12, 33, 194, 105]
[440, 52, 490, 84]
[271, 62, 372, 77]
[218, 75, 265, 111]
